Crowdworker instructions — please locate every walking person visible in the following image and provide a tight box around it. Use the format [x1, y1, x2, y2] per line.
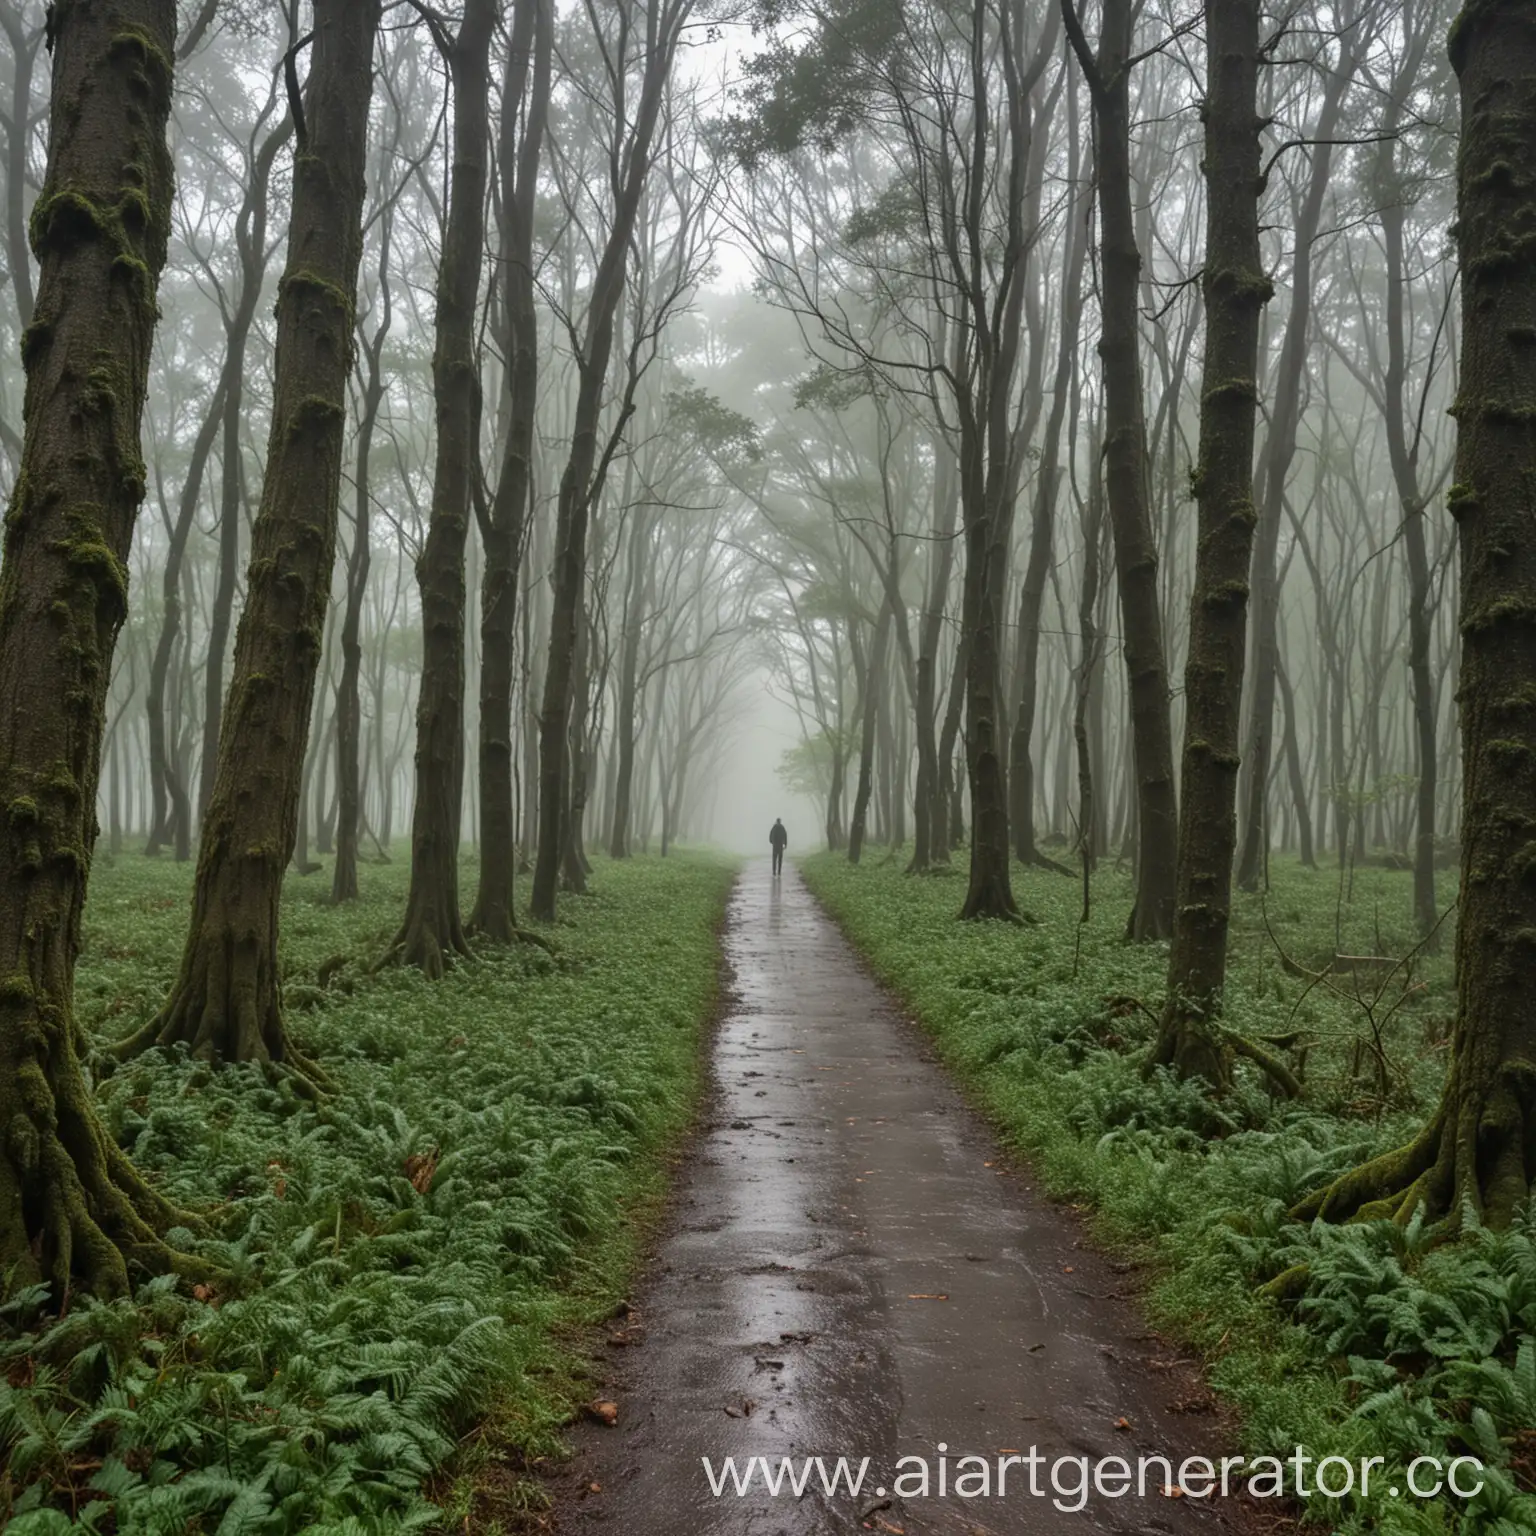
[769, 817, 788, 878]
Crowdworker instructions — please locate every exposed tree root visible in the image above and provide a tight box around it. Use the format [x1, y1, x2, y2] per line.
[1259, 1262, 1312, 1304]
[960, 866, 1027, 923]
[464, 903, 555, 955]
[377, 902, 473, 981]
[3, 1016, 208, 1301]
[1291, 1111, 1449, 1226]
[1144, 1018, 1302, 1099]
[1291, 1051, 1534, 1231]
[115, 933, 329, 1098]
[1228, 1033, 1303, 1099]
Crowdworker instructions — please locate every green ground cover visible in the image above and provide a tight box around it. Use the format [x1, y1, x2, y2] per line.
[2, 850, 736, 1535]
[800, 850, 1536, 1536]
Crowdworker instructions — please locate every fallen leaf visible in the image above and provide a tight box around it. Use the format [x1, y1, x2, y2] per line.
[587, 1482, 601, 1493]
[584, 1400, 619, 1427]
[1063, 1266, 1075, 1274]
[1161, 1484, 1186, 1499]
[907, 1293, 949, 1300]
[1114, 1417, 1132, 1431]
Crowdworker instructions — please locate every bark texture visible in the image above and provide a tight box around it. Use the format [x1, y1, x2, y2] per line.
[0, 0, 184, 1298]
[1298, 0, 1536, 1227]
[1063, 0, 1177, 940]
[1152, 0, 1270, 1086]
[472, 0, 551, 937]
[120, 0, 381, 1071]
[388, 0, 496, 974]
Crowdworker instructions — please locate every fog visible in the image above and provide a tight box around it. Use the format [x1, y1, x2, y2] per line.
[0, 0, 1465, 927]
[707, 678, 823, 857]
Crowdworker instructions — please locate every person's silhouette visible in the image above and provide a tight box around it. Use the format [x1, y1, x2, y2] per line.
[769, 817, 788, 877]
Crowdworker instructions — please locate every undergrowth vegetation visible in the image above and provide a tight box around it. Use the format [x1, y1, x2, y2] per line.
[1, 850, 735, 1534]
[801, 851, 1536, 1536]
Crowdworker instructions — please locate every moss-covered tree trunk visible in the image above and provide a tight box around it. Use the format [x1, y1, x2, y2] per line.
[1152, 0, 1271, 1087]
[118, 0, 380, 1071]
[0, 0, 184, 1298]
[472, 0, 550, 936]
[1298, 0, 1536, 1229]
[387, 0, 495, 975]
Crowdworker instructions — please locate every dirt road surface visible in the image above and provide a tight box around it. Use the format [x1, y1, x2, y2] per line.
[551, 861, 1281, 1536]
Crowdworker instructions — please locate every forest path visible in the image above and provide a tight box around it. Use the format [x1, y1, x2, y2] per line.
[549, 860, 1264, 1536]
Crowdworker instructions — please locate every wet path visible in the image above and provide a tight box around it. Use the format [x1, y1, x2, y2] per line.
[552, 861, 1263, 1536]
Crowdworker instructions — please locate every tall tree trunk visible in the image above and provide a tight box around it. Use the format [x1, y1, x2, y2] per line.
[848, 600, 890, 865]
[201, 389, 244, 822]
[1375, 90, 1443, 941]
[0, 0, 39, 332]
[908, 429, 959, 871]
[530, 0, 689, 922]
[0, 0, 186, 1298]
[1299, 3, 1536, 1226]
[561, 611, 592, 890]
[332, 224, 391, 903]
[470, 0, 550, 936]
[1277, 654, 1314, 868]
[1235, 55, 1354, 890]
[608, 506, 648, 860]
[120, 0, 382, 1072]
[387, 0, 496, 975]
[1064, 0, 1178, 939]
[1153, 0, 1274, 1090]
[1074, 419, 1106, 877]
[198, 116, 293, 827]
[955, 0, 1049, 922]
[1010, 116, 1086, 873]
[144, 396, 224, 858]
